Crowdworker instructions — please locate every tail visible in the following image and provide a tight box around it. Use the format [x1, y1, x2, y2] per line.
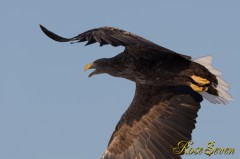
[193, 56, 233, 104]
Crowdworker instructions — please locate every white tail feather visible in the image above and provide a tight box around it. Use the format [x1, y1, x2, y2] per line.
[193, 56, 233, 104]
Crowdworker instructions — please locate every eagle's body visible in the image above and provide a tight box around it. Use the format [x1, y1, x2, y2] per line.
[40, 25, 232, 159]
[105, 49, 215, 88]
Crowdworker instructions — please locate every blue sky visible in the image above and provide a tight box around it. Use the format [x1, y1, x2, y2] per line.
[0, 1, 239, 159]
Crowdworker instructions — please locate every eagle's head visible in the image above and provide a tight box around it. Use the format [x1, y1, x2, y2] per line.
[84, 58, 110, 77]
[84, 54, 131, 78]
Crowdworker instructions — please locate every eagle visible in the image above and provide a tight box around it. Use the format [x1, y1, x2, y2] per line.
[40, 25, 232, 159]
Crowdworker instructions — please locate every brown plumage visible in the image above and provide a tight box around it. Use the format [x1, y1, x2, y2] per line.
[103, 85, 202, 159]
[40, 25, 232, 159]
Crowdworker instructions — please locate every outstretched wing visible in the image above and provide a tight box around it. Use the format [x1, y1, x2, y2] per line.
[40, 25, 159, 47]
[40, 25, 192, 59]
[102, 85, 203, 159]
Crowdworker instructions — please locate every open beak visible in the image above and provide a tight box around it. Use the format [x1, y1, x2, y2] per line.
[84, 63, 96, 78]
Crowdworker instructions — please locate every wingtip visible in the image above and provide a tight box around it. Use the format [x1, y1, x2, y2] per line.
[39, 24, 46, 32]
[39, 24, 50, 36]
[39, 25, 71, 42]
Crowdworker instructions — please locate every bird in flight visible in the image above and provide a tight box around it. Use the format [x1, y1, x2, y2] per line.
[40, 25, 232, 159]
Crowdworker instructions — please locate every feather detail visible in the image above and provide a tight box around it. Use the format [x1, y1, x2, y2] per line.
[193, 56, 233, 104]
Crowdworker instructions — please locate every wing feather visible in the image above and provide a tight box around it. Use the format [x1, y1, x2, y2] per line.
[102, 85, 202, 159]
[40, 25, 153, 46]
[40, 25, 192, 59]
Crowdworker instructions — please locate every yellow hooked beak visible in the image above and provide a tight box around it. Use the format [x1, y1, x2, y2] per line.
[84, 63, 95, 78]
[84, 63, 92, 72]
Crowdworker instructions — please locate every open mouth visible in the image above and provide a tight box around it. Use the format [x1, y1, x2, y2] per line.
[84, 63, 96, 77]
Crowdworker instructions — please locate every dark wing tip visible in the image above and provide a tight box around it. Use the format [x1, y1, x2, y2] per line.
[39, 24, 71, 42]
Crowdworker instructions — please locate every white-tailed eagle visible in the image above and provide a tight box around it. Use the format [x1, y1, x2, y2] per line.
[40, 25, 232, 159]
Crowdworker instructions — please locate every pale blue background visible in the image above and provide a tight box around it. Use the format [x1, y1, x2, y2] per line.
[0, 1, 239, 159]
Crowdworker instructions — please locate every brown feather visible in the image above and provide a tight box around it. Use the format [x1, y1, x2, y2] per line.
[102, 85, 202, 159]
